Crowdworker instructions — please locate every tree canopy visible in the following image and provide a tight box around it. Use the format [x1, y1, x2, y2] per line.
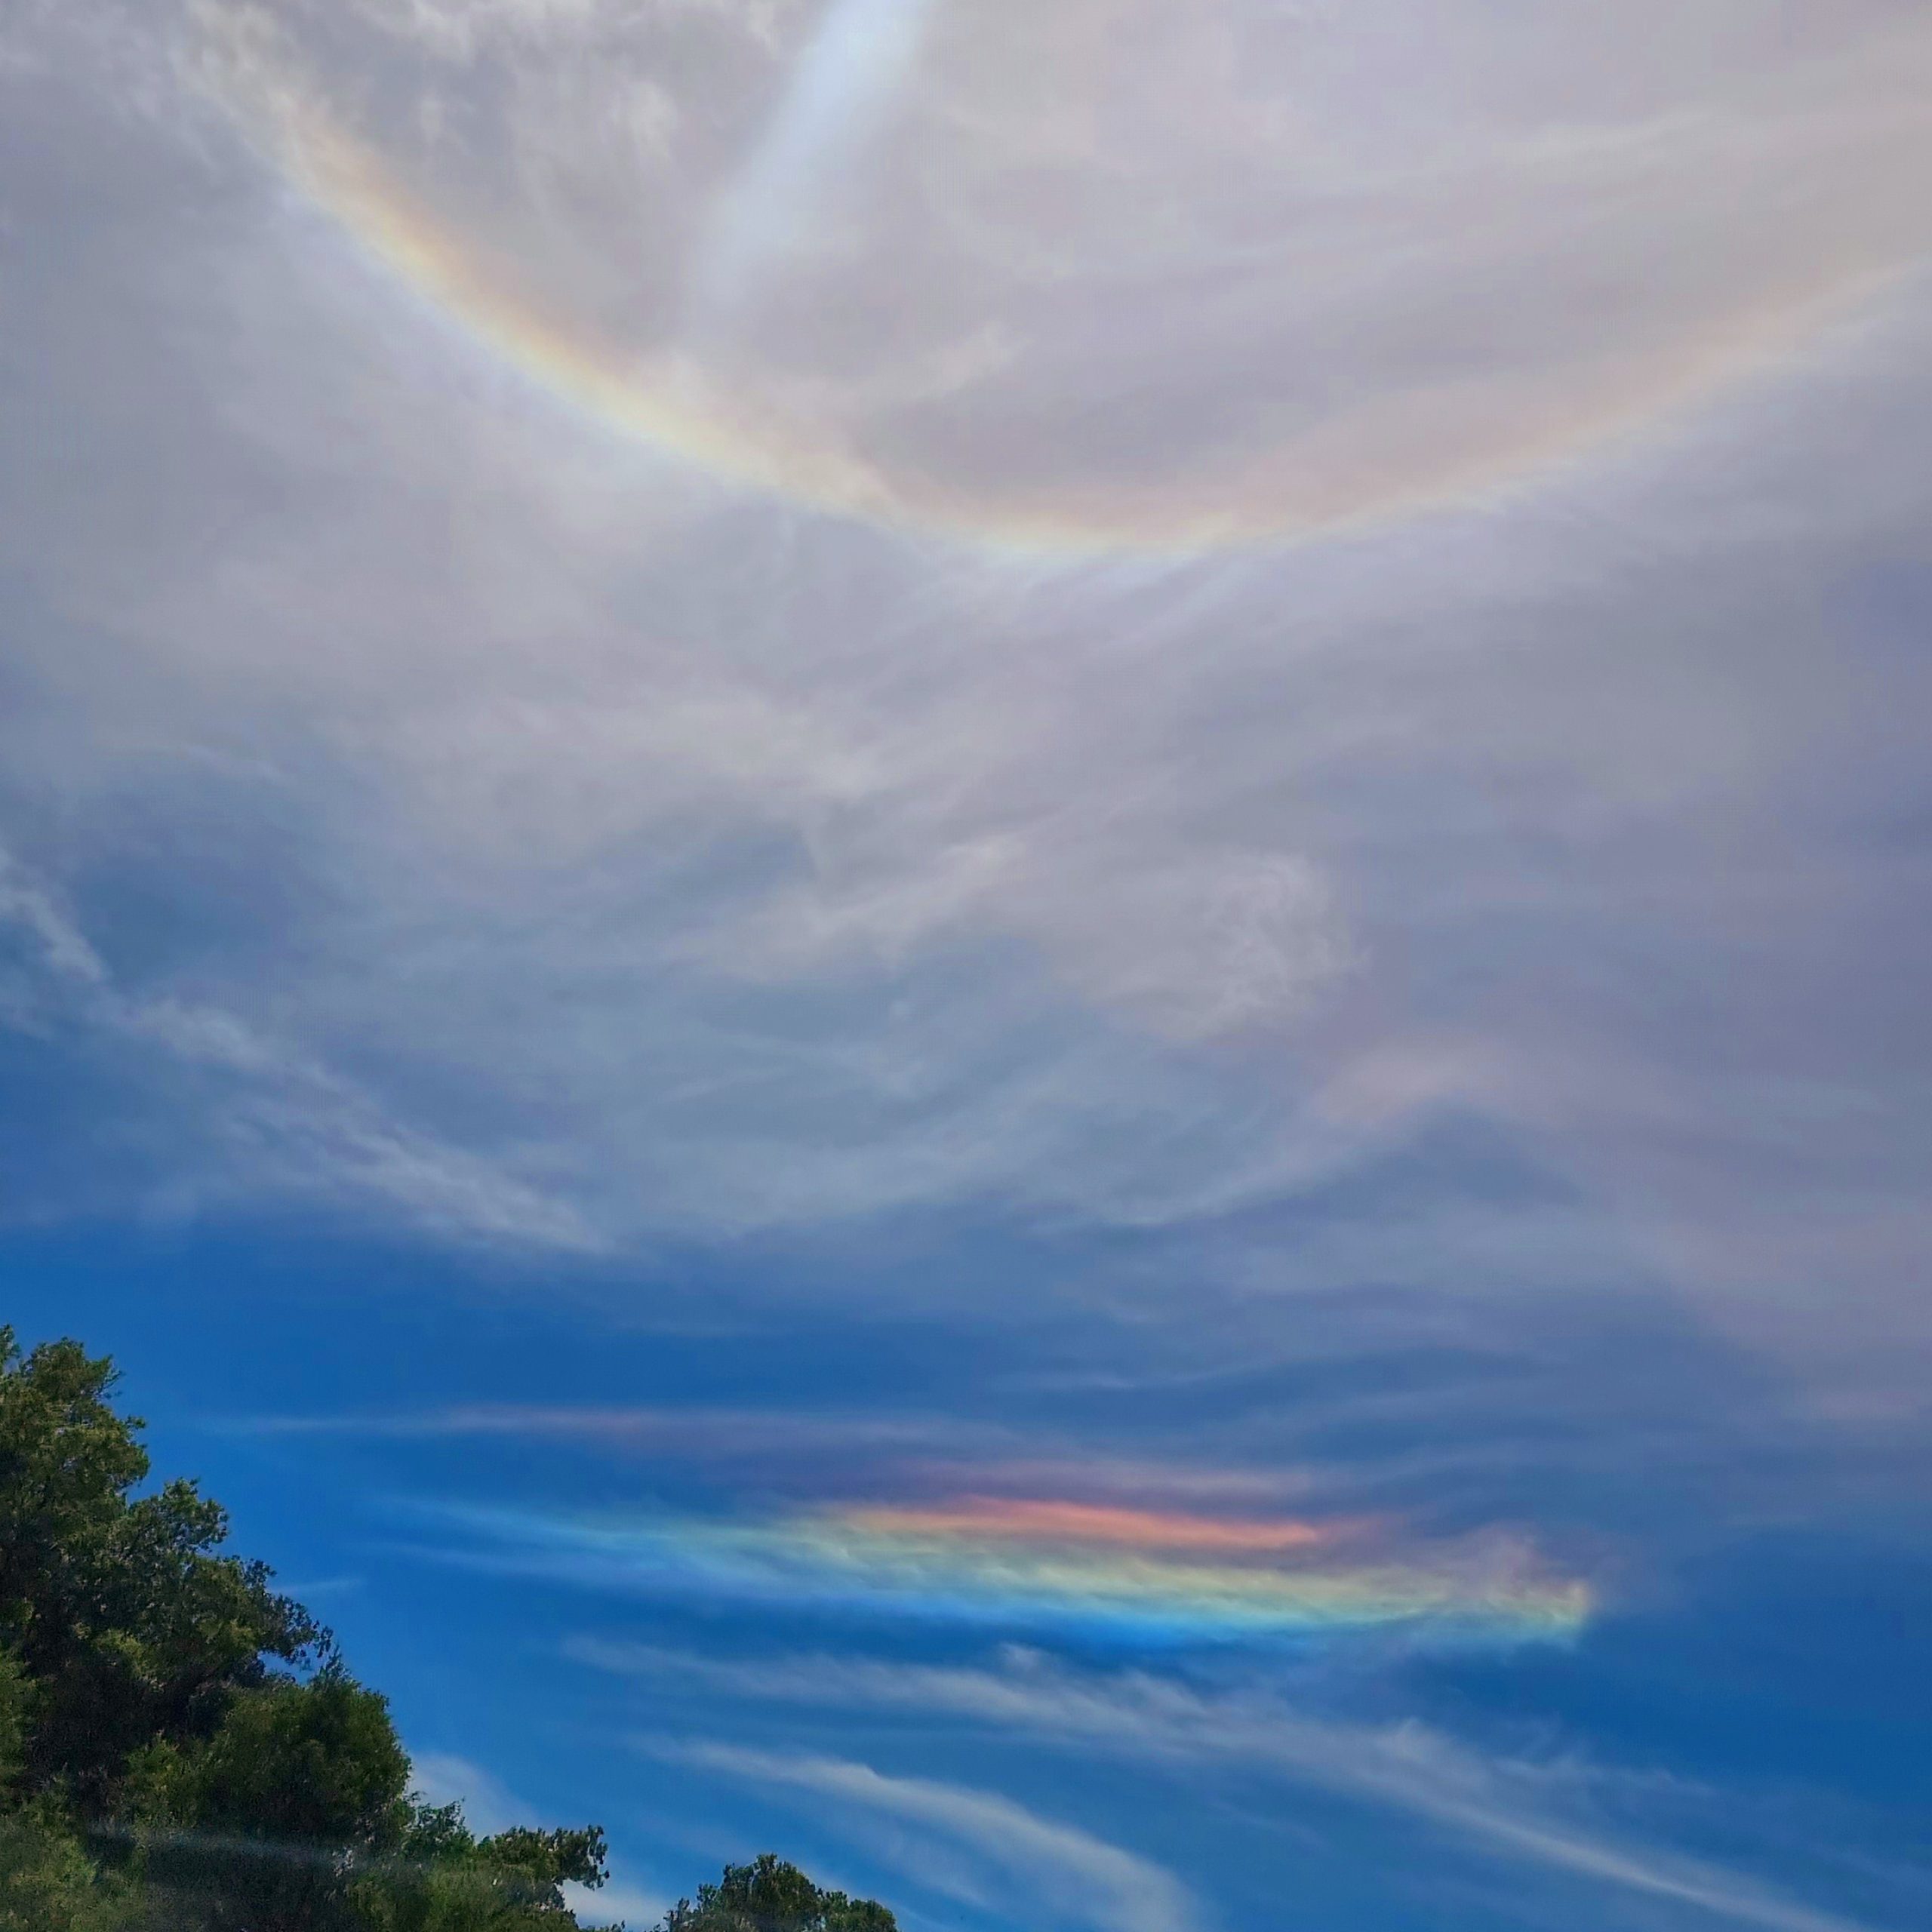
[0, 1328, 896, 1932]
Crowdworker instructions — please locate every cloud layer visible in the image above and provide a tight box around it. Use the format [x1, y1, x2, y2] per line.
[5, 0, 1931, 1370]
[4, 11, 1931, 1926]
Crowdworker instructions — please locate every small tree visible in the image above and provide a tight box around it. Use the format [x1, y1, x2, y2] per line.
[660, 1854, 896, 1932]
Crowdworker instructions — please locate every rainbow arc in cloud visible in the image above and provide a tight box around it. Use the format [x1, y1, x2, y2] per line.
[463, 1494, 1592, 1648]
[192, 14, 1924, 558]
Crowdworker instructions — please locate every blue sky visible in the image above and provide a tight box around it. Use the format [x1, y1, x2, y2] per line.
[5, 4, 1932, 1930]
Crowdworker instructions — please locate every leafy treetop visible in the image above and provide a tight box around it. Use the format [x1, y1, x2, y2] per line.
[662, 1855, 897, 1932]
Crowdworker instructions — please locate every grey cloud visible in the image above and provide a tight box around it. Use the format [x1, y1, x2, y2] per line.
[172, 0, 1932, 541]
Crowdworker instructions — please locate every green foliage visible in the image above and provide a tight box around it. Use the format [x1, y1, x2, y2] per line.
[471, 1826, 609, 1906]
[354, 1814, 616, 1932]
[659, 1855, 897, 1932]
[135, 1668, 412, 1849]
[0, 1328, 897, 1932]
[128, 1669, 414, 1930]
[0, 1328, 320, 1813]
[0, 1650, 29, 1795]
[0, 1815, 135, 1932]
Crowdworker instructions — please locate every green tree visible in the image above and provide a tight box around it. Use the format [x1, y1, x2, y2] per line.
[0, 1813, 136, 1932]
[0, 1329, 320, 1812]
[659, 1855, 896, 1932]
[0, 1647, 29, 1798]
[0, 1638, 132, 1927]
[128, 1667, 412, 1930]
[355, 1814, 617, 1932]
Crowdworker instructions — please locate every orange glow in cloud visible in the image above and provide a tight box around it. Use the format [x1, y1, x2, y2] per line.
[838, 1497, 1346, 1555]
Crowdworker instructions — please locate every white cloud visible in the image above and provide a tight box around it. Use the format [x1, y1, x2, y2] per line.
[408, 1750, 530, 1838]
[561, 1876, 668, 1930]
[0, 847, 110, 992]
[174, 0, 1932, 545]
[408, 1751, 665, 1927]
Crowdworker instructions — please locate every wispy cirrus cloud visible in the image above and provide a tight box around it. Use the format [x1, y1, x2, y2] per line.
[234, 1394, 1600, 1652]
[408, 1751, 529, 1840]
[179, 0, 1932, 547]
[592, 1645, 1890, 1932]
[0, 841, 595, 1247]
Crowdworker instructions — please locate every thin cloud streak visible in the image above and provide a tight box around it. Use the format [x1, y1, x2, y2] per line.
[214, 1405, 1324, 1509]
[837, 1496, 1340, 1555]
[685, 0, 942, 338]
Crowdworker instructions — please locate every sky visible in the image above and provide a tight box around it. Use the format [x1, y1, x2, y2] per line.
[3, 2, 1931, 1929]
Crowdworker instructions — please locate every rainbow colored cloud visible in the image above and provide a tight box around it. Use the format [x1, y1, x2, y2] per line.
[194, 9, 1923, 558]
[457, 1493, 1592, 1650]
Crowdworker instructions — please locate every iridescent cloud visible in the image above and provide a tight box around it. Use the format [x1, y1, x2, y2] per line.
[189, 2, 1932, 555]
[442, 1495, 1591, 1650]
[839, 1497, 1342, 1554]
